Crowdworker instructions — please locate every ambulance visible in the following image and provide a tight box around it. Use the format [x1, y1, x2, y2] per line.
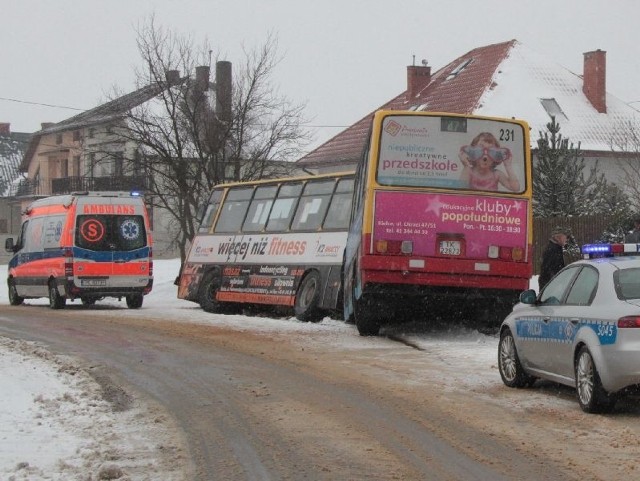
[5, 191, 153, 309]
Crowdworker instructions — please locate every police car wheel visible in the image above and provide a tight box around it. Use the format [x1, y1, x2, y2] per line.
[575, 346, 616, 413]
[8, 280, 23, 306]
[498, 328, 534, 388]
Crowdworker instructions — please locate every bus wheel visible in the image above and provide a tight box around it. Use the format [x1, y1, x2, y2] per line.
[126, 294, 144, 309]
[295, 271, 323, 322]
[48, 281, 66, 309]
[199, 272, 224, 313]
[354, 295, 381, 336]
[8, 279, 24, 306]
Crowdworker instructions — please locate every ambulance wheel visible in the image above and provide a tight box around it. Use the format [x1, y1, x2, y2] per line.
[126, 294, 144, 309]
[8, 279, 23, 306]
[295, 271, 323, 322]
[48, 281, 66, 309]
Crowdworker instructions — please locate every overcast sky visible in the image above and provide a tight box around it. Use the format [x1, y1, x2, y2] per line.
[2, 0, 639, 153]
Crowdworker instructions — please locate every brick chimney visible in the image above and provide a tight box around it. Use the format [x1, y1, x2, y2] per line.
[165, 70, 180, 86]
[407, 64, 431, 100]
[583, 49, 606, 113]
[215, 61, 232, 123]
[195, 65, 210, 92]
[0, 123, 9, 134]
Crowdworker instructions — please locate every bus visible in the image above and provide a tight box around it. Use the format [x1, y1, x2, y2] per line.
[177, 171, 355, 321]
[344, 110, 533, 335]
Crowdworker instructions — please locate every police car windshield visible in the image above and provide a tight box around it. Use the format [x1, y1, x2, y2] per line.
[75, 215, 147, 251]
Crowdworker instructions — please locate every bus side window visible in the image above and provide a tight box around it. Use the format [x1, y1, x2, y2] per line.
[243, 186, 278, 232]
[323, 178, 354, 230]
[198, 190, 223, 233]
[266, 183, 303, 232]
[291, 180, 334, 231]
[214, 187, 254, 233]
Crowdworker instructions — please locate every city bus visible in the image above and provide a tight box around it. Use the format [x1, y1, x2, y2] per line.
[177, 171, 354, 321]
[344, 110, 533, 335]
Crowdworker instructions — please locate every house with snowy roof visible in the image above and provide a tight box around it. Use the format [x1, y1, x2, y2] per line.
[12, 67, 198, 257]
[0, 123, 29, 236]
[298, 39, 640, 189]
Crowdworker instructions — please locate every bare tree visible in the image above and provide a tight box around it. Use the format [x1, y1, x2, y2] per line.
[109, 17, 310, 262]
[610, 119, 640, 213]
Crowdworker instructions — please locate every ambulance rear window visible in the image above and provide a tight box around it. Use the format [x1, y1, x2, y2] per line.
[75, 215, 147, 251]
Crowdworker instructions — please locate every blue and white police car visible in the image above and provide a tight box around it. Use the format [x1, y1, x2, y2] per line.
[498, 243, 640, 413]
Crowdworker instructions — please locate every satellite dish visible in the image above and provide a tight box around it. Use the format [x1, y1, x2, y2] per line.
[421, 59, 428, 67]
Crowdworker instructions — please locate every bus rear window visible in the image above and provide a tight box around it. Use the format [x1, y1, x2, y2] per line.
[75, 215, 147, 251]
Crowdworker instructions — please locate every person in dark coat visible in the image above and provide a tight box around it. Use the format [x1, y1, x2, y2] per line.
[538, 227, 570, 290]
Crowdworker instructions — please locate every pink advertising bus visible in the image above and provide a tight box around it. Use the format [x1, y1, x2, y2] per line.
[343, 111, 533, 335]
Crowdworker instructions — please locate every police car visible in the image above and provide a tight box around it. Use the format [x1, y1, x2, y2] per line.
[498, 243, 640, 413]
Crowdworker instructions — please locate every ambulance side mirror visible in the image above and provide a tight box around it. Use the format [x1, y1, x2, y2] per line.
[5, 237, 16, 253]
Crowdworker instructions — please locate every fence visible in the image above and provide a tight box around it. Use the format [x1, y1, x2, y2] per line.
[532, 215, 620, 274]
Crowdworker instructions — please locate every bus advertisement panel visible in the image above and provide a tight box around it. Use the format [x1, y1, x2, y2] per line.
[179, 231, 347, 305]
[177, 172, 354, 322]
[344, 111, 532, 335]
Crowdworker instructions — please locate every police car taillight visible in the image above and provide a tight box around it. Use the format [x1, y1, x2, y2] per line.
[618, 316, 640, 328]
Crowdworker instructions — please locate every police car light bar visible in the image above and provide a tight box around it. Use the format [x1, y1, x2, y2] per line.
[581, 243, 640, 258]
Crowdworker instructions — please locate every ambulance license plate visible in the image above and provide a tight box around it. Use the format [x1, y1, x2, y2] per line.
[80, 279, 107, 287]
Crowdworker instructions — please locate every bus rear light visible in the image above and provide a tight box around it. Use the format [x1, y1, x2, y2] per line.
[376, 240, 389, 253]
[511, 246, 524, 261]
[375, 240, 411, 255]
[488, 245, 525, 262]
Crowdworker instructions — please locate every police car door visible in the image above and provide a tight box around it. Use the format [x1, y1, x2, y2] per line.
[551, 265, 599, 379]
[518, 266, 582, 374]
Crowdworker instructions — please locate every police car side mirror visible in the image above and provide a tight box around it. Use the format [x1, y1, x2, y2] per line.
[519, 289, 537, 305]
[4, 237, 15, 253]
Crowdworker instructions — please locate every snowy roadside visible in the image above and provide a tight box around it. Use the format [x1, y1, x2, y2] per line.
[0, 259, 540, 480]
[0, 335, 189, 481]
[0, 260, 191, 481]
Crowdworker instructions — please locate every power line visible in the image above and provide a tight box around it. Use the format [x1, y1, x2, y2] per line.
[0, 96, 85, 111]
[0, 96, 350, 128]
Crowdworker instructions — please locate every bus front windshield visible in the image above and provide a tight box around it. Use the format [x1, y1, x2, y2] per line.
[376, 115, 526, 194]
